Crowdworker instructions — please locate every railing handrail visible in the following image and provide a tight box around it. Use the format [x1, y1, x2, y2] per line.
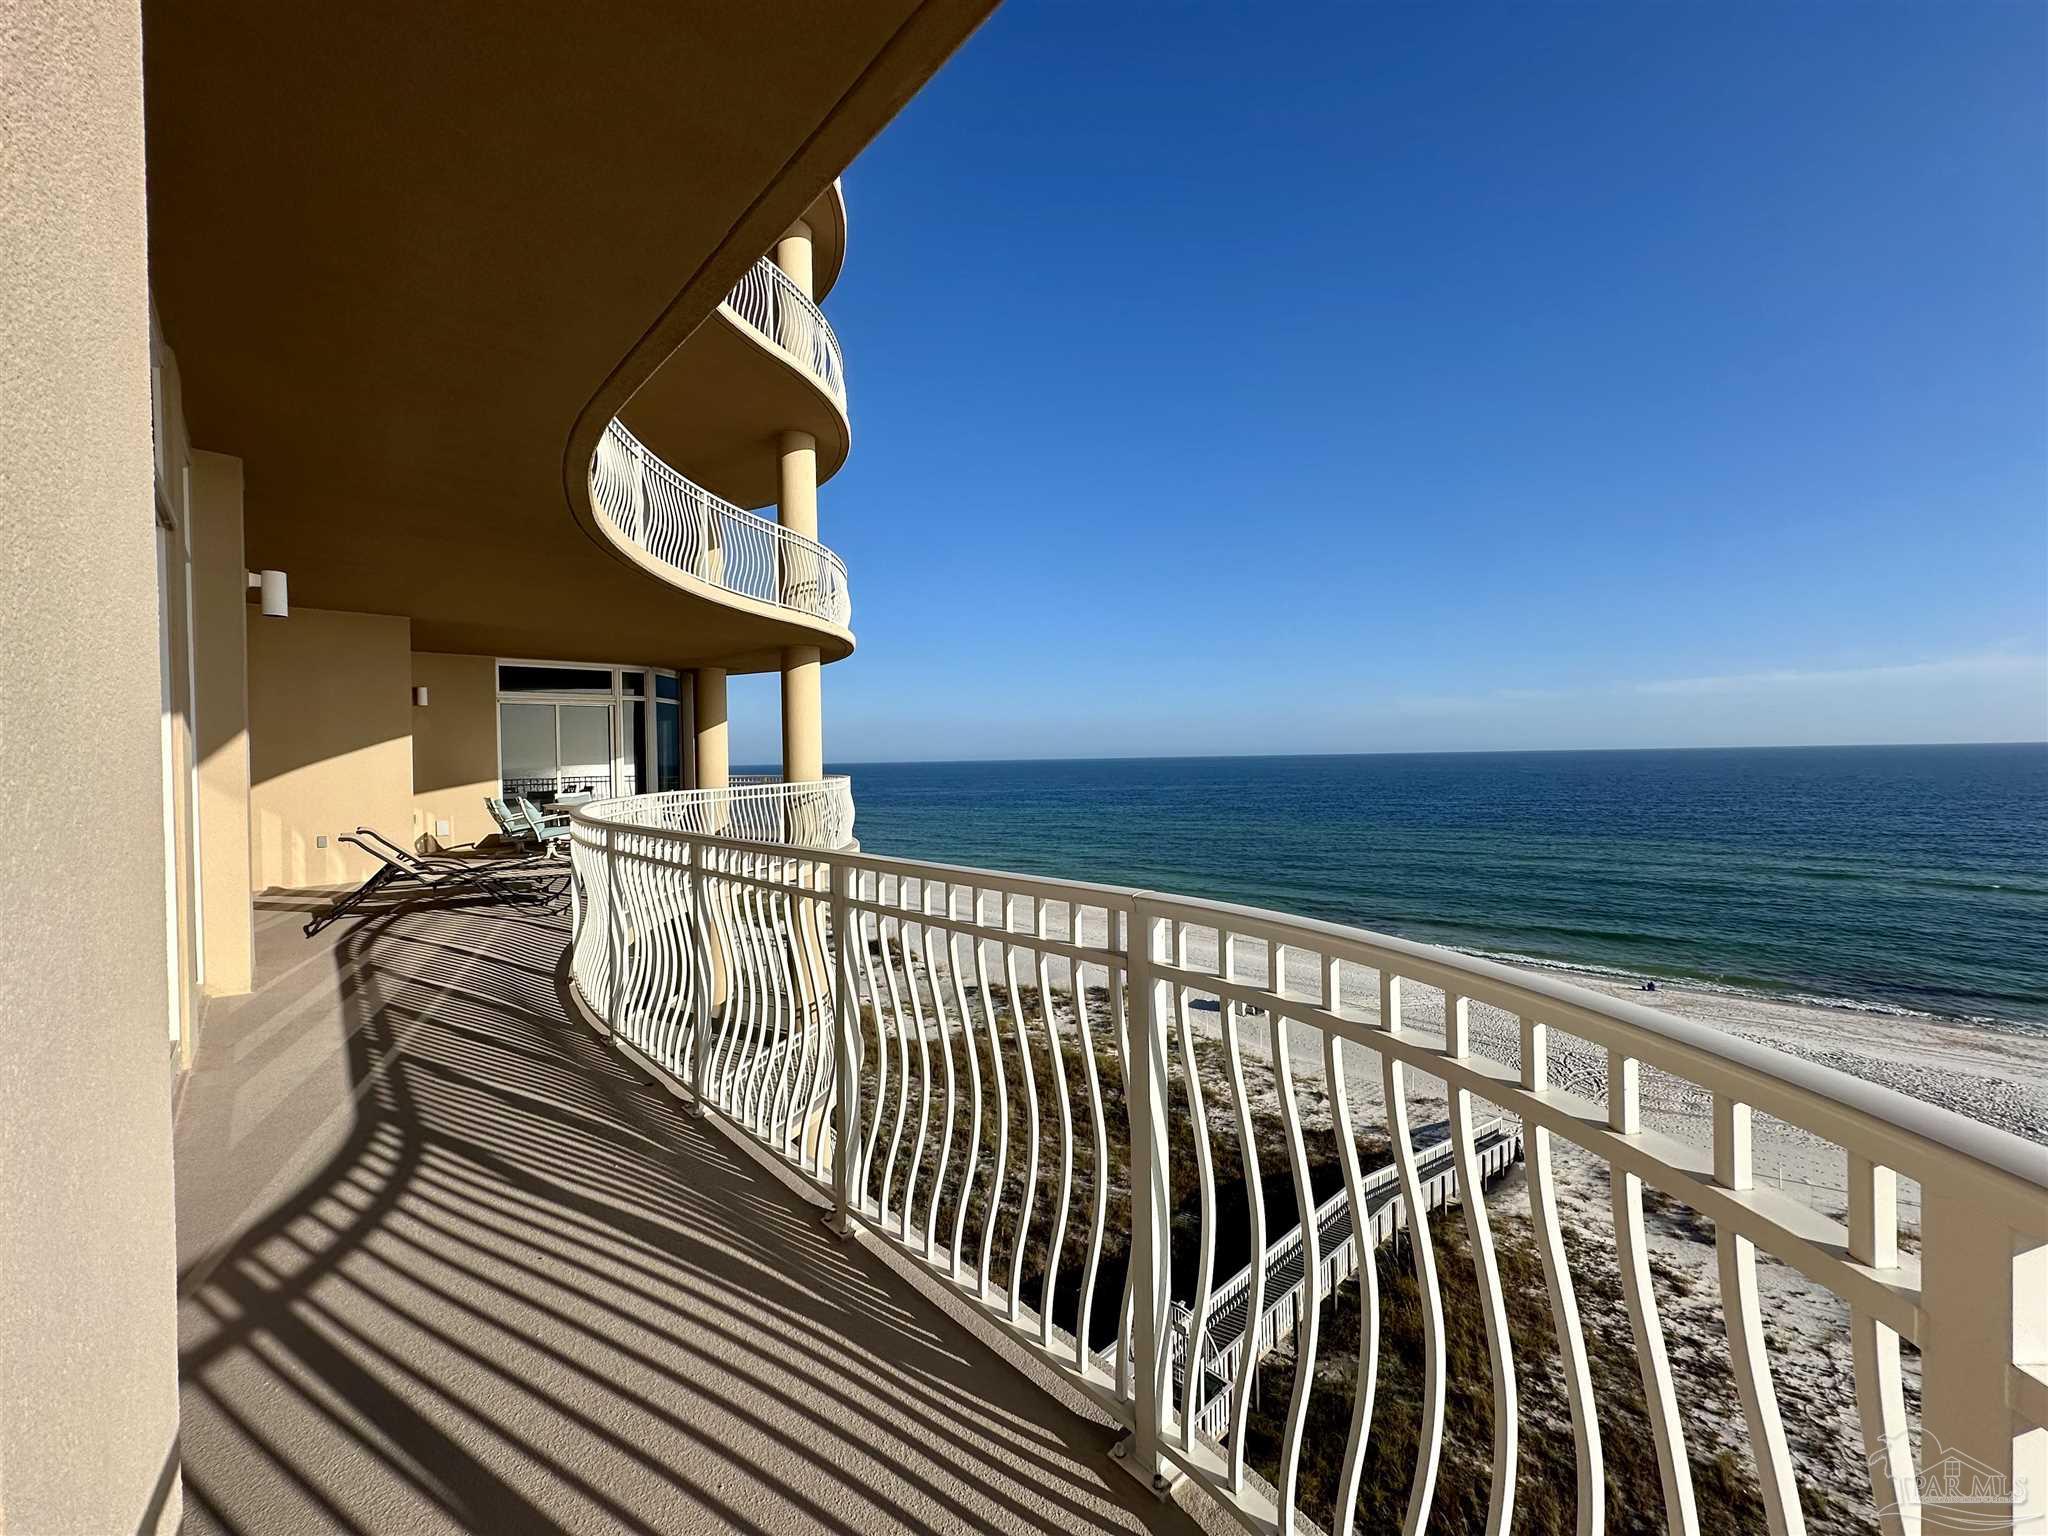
[720, 255, 847, 407]
[589, 419, 851, 629]
[1144, 887, 2048, 1207]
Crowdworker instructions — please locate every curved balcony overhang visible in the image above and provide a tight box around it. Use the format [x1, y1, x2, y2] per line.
[588, 420, 852, 662]
[140, 2, 988, 671]
[618, 256, 851, 511]
[807, 179, 850, 303]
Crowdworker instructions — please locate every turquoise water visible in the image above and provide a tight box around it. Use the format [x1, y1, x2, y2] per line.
[809, 745, 2047, 1028]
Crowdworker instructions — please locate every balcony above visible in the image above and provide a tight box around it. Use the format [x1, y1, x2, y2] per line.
[619, 255, 851, 511]
[806, 179, 850, 304]
[138, 4, 981, 668]
[589, 421, 852, 646]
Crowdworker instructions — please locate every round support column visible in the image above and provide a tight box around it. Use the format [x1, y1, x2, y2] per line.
[775, 218, 814, 298]
[693, 667, 728, 790]
[772, 214, 825, 786]
[776, 425, 824, 782]
[780, 647, 823, 784]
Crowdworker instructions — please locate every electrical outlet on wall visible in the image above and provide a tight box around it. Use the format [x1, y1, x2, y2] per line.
[436, 820, 451, 837]
[316, 834, 328, 848]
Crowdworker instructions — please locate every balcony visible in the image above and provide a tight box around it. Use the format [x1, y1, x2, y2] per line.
[722, 255, 848, 411]
[173, 885, 1185, 1535]
[589, 420, 852, 633]
[620, 254, 853, 510]
[171, 791, 2047, 1536]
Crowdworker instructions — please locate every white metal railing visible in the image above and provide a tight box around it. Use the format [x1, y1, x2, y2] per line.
[723, 256, 847, 407]
[579, 779, 854, 853]
[564, 797, 2048, 1536]
[589, 420, 851, 628]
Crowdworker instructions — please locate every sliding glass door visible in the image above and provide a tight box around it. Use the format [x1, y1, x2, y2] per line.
[496, 661, 683, 805]
[498, 699, 620, 802]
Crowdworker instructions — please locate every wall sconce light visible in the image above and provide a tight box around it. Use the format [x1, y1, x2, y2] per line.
[412, 686, 430, 707]
[246, 569, 289, 618]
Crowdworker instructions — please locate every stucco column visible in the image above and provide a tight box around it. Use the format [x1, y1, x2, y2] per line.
[693, 666, 728, 790]
[777, 429, 817, 543]
[1, 2, 184, 1530]
[772, 217, 814, 364]
[772, 216, 824, 788]
[777, 427, 824, 783]
[774, 217, 814, 299]
[781, 648, 823, 784]
[190, 450, 253, 997]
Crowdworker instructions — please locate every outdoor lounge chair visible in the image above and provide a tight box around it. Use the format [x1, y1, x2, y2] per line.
[303, 827, 568, 936]
[486, 795, 571, 853]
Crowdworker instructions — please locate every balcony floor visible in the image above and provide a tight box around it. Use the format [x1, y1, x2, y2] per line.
[174, 889, 1201, 1536]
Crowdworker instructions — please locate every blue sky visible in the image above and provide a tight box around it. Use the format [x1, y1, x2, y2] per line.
[728, 1, 2047, 764]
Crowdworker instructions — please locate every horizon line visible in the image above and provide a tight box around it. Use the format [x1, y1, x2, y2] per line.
[723, 738, 2048, 770]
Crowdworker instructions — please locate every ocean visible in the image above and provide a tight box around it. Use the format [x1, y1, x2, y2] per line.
[811, 744, 2046, 1029]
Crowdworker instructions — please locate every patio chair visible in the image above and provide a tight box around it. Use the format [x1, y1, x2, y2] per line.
[486, 795, 571, 854]
[303, 827, 568, 936]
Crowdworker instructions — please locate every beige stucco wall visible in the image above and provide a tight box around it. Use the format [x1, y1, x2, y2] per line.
[248, 607, 414, 889]
[411, 651, 501, 852]
[191, 450, 254, 993]
[0, 0, 186, 1529]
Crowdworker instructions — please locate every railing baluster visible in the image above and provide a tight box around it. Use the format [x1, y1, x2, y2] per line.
[1074, 911, 1112, 1374]
[1222, 933, 1267, 1491]
[922, 883, 957, 1263]
[1127, 899, 1174, 1489]
[1111, 910, 1138, 1408]
[1715, 1096, 1806, 1536]
[1177, 922, 1218, 1451]
[1381, 972, 1444, 1536]
[1610, 1049, 1700, 1536]
[1325, 956, 1379, 1536]
[1521, 1015, 1603, 1536]
[688, 846, 714, 1108]
[949, 911, 985, 1286]
[829, 858, 858, 1235]
[901, 884, 934, 1248]
[878, 883, 914, 1230]
[1919, 1202, 2046, 1533]
[854, 874, 886, 1202]
[1446, 993, 1517, 1536]
[1037, 912, 1075, 1352]
[1271, 945, 1322, 1532]
[1004, 898, 1041, 1324]
[1849, 1154, 1918, 1536]
[974, 891, 1009, 1300]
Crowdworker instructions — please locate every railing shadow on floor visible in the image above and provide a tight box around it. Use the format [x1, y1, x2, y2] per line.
[175, 893, 1201, 1536]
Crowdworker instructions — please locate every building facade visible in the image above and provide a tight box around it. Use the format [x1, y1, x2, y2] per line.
[0, 3, 986, 1529]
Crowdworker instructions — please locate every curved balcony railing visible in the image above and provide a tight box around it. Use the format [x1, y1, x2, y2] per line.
[575, 777, 854, 852]
[723, 256, 847, 408]
[589, 419, 851, 628]
[564, 793, 2047, 1536]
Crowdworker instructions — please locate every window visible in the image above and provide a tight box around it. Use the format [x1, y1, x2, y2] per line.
[495, 662, 682, 803]
[498, 664, 613, 694]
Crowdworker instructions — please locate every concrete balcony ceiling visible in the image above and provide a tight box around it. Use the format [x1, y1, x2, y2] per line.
[141, 5, 983, 672]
